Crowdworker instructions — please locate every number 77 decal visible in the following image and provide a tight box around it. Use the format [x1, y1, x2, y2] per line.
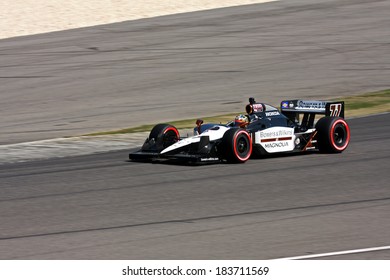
[329, 103, 342, 116]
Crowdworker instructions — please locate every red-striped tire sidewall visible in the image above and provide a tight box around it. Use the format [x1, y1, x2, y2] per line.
[233, 130, 252, 162]
[330, 118, 350, 151]
[163, 127, 180, 141]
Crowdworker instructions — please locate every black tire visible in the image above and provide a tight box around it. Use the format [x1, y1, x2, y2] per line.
[315, 117, 350, 153]
[149, 124, 180, 152]
[222, 128, 252, 163]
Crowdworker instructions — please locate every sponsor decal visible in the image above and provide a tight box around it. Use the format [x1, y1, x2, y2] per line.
[200, 157, 220, 162]
[265, 111, 280, 117]
[252, 103, 263, 112]
[289, 102, 294, 108]
[297, 100, 326, 109]
[281, 102, 288, 108]
[303, 131, 317, 151]
[260, 129, 293, 139]
[258, 127, 295, 153]
[264, 142, 289, 148]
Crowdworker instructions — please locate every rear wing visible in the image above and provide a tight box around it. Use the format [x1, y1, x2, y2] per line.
[280, 100, 345, 128]
[281, 100, 344, 117]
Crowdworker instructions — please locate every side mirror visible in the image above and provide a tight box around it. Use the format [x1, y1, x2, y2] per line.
[196, 119, 204, 134]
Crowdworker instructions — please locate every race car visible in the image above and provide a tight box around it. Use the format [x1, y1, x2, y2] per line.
[129, 97, 350, 163]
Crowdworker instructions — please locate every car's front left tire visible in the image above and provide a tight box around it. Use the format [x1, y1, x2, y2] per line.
[221, 128, 252, 163]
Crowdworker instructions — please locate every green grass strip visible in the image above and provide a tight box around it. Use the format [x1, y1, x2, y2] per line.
[84, 89, 390, 136]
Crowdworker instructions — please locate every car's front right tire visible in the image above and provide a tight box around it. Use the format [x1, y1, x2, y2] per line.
[148, 123, 180, 152]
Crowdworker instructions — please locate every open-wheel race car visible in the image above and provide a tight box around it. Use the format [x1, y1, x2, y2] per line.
[129, 97, 350, 164]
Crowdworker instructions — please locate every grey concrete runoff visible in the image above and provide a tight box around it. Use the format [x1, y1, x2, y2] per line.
[0, 128, 199, 164]
[0, 132, 147, 165]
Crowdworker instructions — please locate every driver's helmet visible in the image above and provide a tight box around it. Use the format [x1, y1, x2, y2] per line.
[234, 114, 249, 127]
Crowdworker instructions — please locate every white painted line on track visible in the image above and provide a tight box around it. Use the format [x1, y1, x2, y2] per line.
[275, 245, 390, 260]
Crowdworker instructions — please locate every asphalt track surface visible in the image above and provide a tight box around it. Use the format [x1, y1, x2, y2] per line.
[1, 0, 390, 144]
[0, 114, 389, 259]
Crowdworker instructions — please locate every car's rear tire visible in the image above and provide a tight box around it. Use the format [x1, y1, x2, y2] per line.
[222, 128, 252, 163]
[315, 117, 350, 153]
[149, 124, 180, 152]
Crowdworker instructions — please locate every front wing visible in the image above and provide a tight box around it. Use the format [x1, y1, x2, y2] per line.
[129, 150, 221, 164]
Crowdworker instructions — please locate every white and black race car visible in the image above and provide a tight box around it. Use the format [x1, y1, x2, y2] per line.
[129, 97, 350, 163]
